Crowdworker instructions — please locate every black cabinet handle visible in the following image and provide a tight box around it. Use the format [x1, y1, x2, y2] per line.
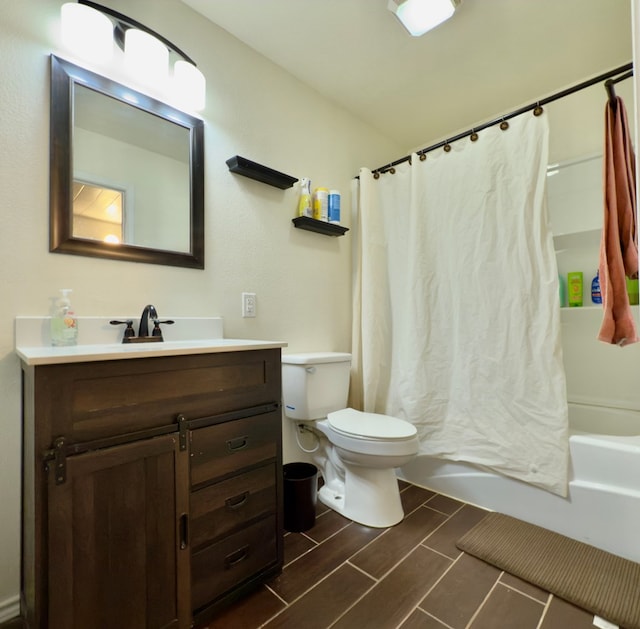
[225, 491, 249, 510]
[224, 545, 249, 569]
[226, 435, 249, 452]
[179, 513, 189, 550]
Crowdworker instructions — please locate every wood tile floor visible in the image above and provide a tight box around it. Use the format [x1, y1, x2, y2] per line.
[202, 481, 602, 629]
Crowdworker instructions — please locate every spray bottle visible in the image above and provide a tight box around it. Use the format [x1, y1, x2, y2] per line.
[297, 178, 312, 218]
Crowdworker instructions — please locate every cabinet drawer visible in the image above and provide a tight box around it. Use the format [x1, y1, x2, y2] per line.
[189, 410, 280, 487]
[191, 516, 277, 612]
[191, 464, 276, 549]
[35, 349, 281, 445]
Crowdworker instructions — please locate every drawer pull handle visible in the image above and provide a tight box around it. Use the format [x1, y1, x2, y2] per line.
[224, 545, 249, 569]
[226, 435, 249, 452]
[225, 491, 249, 510]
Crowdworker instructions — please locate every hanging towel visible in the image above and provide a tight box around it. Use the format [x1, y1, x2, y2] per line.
[598, 95, 639, 346]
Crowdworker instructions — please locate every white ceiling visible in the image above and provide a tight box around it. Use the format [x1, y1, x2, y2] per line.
[181, 0, 632, 150]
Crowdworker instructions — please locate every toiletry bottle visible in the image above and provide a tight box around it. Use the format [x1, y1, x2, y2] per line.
[51, 288, 78, 346]
[591, 271, 602, 304]
[328, 189, 341, 224]
[558, 274, 566, 308]
[297, 178, 312, 218]
[567, 272, 583, 307]
[627, 276, 640, 305]
[312, 187, 329, 221]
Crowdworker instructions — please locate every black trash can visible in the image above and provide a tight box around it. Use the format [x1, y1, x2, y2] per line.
[283, 462, 318, 532]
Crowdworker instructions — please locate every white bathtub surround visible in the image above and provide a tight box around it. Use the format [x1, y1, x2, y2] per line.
[399, 403, 640, 563]
[354, 113, 569, 496]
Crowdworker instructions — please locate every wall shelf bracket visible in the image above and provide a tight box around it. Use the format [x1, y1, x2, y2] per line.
[292, 216, 349, 237]
[226, 155, 298, 189]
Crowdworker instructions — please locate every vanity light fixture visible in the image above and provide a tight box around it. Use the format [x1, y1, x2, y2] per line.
[388, 0, 461, 37]
[60, 0, 206, 111]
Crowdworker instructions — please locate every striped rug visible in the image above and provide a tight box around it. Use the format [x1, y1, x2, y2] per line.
[456, 512, 640, 629]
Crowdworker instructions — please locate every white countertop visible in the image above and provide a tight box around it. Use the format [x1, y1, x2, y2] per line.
[16, 338, 287, 366]
[15, 316, 286, 365]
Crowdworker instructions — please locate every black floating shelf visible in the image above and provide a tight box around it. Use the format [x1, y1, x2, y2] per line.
[226, 155, 298, 189]
[292, 216, 349, 237]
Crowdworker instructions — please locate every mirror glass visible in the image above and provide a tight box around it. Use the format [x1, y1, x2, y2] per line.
[50, 55, 204, 268]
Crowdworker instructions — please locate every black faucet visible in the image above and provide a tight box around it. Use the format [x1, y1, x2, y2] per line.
[111, 305, 174, 343]
[138, 304, 158, 338]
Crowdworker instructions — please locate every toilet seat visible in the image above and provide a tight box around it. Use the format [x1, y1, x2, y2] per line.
[327, 408, 417, 441]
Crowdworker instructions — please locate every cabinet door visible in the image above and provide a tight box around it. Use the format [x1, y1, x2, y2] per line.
[47, 434, 190, 629]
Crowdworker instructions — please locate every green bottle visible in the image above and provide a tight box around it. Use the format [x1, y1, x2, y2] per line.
[567, 272, 583, 307]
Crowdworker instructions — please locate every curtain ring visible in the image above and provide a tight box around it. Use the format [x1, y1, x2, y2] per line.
[499, 119, 509, 131]
[443, 141, 452, 152]
[533, 103, 544, 116]
[408, 156, 412, 166]
[373, 171, 380, 179]
[419, 152, 426, 161]
[470, 130, 479, 142]
[389, 167, 396, 174]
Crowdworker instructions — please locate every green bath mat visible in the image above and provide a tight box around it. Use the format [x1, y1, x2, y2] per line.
[456, 512, 640, 629]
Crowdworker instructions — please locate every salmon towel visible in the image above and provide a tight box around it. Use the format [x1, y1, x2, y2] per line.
[598, 95, 639, 346]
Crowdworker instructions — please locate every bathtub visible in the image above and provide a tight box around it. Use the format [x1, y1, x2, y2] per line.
[398, 403, 640, 563]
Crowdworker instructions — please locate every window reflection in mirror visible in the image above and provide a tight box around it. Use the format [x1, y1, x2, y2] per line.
[72, 180, 124, 244]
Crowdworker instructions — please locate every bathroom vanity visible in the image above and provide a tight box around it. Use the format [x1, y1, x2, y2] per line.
[16, 335, 285, 628]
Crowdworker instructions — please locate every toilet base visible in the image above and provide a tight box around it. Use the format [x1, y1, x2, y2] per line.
[318, 465, 404, 528]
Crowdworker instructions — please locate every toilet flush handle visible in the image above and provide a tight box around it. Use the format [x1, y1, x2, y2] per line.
[305, 366, 316, 374]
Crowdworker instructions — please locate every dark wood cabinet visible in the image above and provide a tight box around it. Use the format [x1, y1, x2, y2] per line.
[20, 348, 283, 629]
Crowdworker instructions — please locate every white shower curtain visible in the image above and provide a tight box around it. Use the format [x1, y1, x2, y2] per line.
[352, 113, 570, 496]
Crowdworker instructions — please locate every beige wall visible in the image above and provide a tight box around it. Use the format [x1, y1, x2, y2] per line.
[0, 0, 401, 613]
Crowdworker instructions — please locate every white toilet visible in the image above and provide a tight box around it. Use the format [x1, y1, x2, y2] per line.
[281, 352, 419, 528]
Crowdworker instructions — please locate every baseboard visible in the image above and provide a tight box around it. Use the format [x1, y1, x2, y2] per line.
[0, 595, 20, 624]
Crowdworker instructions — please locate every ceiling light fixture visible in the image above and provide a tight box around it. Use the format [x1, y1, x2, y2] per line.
[388, 0, 461, 37]
[60, 1, 206, 111]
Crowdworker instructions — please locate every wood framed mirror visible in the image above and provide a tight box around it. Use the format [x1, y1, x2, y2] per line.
[50, 55, 205, 269]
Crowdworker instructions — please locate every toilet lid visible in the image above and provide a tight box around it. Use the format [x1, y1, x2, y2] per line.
[327, 408, 417, 440]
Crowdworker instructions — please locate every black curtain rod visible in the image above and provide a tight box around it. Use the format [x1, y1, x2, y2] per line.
[367, 62, 633, 176]
[605, 69, 634, 101]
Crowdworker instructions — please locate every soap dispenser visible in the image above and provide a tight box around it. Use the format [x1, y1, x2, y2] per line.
[51, 288, 78, 346]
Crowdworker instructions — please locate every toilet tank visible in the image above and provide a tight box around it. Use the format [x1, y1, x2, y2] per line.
[281, 352, 352, 420]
